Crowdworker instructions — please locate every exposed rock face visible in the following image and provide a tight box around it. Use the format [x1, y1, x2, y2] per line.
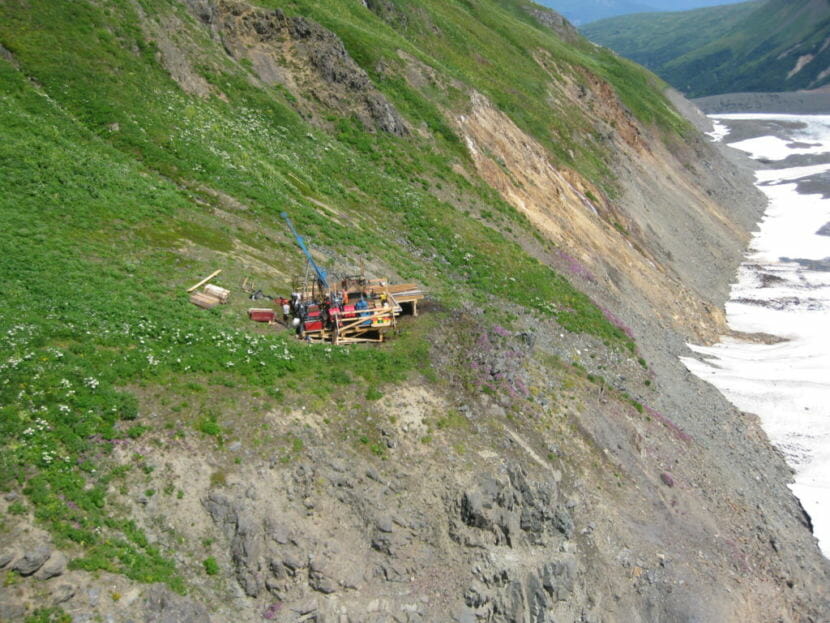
[450, 465, 579, 622]
[0, 550, 14, 569]
[195, 457, 586, 622]
[203, 492, 266, 597]
[143, 583, 212, 623]
[183, 0, 408, 135]
[525, 6, 580, 43]
[454, 88, 734, 342]
[454, 465, 572, 548]
[364, 0, 408, 28]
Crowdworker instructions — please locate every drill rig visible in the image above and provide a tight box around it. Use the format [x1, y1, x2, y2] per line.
[280, 212, 420, 344]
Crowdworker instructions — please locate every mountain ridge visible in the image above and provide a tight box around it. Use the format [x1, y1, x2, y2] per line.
[583, 0, 830, 96]
[0, 0, 828, 621]
[536, 0, 749, 26]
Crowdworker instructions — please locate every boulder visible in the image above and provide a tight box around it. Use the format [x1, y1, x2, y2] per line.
[36, 551, 67, 580]
[51, 583, 76, 605]
[0, 551, 14, 569]
[12, 544, 51, 576]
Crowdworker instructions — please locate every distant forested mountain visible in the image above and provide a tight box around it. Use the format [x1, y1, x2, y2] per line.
[536, 0, 750, 25]
[583, 0, 830, 96]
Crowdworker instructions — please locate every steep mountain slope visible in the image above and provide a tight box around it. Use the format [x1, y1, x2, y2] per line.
[0, 1, 828, 622]
[537, 0, 749, 26]
[584, 0, 830, 96]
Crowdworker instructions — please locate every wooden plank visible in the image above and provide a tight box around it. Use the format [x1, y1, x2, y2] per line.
[335, 336, 385, 343]
[190, 292, 221, 309]
[335, 312, 393, 333]
[384, 283, 421, 294]
[187, 269, 222, 293]
[386, 292, 403, 315]
[341, 325, 391, 338]
[390, 291, 424, 299]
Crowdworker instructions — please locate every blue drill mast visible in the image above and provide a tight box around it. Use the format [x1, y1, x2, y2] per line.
[280, 212, 329, 291]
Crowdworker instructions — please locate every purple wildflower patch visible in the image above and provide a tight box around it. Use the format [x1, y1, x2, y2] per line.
[556, 250, 596, 283]
[262, 602, 283, 620]
[599, 306, 634, 340]
[645, 406, 692, 444]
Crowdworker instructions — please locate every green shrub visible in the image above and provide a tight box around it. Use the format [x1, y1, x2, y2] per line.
[7, 501, 26, 515]
[365, 387, 383, 401]
[25, 607, 71, 623]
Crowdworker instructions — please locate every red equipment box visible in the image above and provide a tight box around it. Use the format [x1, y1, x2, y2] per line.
[248, 308, 276, 323]
[304, 320, 324, 332]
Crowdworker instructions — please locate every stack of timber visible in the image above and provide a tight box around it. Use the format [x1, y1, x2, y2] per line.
[203, 284, 231, 303]
[190, 292, 222, 309]
[187, 270, 230, 309]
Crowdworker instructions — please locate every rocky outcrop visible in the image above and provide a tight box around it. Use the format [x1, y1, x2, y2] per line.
[453, 465, 572, 548]
[195, 454, 588, 622]
[459, 559, 576, 623]
[364, 0, 409, 29]
[450, 465, 580, 623]
[144, 584, 212, 623]
[184, 0, 408, 135]
[203, 492, 266, 597]
[35, 551, 67, 580]
[525, 6, 580, 43]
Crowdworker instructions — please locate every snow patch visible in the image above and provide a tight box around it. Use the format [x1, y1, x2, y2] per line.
[705, 120, 730, 142]
[684, 114, 830, 557]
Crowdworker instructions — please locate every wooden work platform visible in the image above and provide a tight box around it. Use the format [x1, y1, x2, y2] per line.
[303, 307, 396, 345]
[293, 279, 425, 318]
[384, 284, 424, 317]
[288, 275, 425, 344]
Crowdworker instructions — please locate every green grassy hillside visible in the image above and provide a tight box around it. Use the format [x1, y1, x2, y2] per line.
[583, 0, 830, 97]
[0, 0, 684, 591]
[582, 2, 759, 70]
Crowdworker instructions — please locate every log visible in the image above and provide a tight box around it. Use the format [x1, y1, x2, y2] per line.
[187, 269, 222, 293]
[204, 284, 231, 303]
